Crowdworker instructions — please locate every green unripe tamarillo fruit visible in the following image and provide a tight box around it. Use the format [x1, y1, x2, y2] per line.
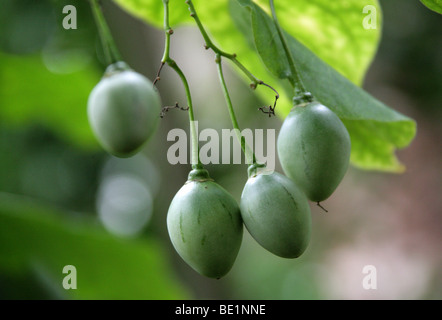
[167, 169, 243, 279]
[240, 165, 311, 258]
[277, 102, 351, 202]
[88, 61, 161, 158]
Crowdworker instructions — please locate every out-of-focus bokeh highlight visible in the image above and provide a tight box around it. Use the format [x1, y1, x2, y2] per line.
[0, 0, 440, 299]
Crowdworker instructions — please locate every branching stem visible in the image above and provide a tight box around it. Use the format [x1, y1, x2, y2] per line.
[186, 0, 277, 102]
[160, 0, 201, 169]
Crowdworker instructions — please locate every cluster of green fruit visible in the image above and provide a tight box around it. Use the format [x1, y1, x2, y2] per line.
[87, 61, 351, 279]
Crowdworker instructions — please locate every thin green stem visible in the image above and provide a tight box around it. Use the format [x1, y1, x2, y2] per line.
[269, 0, 311, 101]
[161, 0, 201, 168]
[186, 0, 266, 90]
[90, 0, 121, 65]
[216, 54, 256, 165]
[161, 0, 172, 64]
[170, 61, 200, 168]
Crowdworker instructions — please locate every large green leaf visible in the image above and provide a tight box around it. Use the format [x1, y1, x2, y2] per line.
[112, 0, 378, 85]
[420, 0, 442, 14]
[235, 0, 416, 172]
[0, 192, 189, 299]
[0, 52, 99, 148]
[252, 0, 381, 85]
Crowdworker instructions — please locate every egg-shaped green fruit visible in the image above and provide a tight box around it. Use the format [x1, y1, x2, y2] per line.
[167, 169, 243, 279]
[240, 167, 311, 258]
[88, 62, 161, 157]
[277, 102, 351, 202]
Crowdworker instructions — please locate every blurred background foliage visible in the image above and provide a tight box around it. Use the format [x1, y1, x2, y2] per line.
[0, 0, 440, 299]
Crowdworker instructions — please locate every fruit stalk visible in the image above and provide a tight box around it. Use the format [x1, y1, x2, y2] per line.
[269, 0, 311, 104]
[161, 0, 201, 168]
[89, 0, 121, 65]
[215, 54, 256, 165]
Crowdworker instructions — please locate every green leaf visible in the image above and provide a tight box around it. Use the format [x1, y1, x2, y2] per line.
[234, 0, 416, 172]
[252, 0, 381, 85]
[0, 192, 190, 299]
[112, 0, 190, 28]
[0, 52, 99, 149]
[248, 3, 290, 80]
[420, 0, 442, 14]
[113, 0, 378, 85]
